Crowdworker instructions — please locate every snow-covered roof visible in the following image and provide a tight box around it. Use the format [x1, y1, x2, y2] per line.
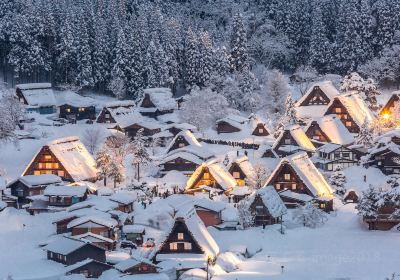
[105, 100, 136, 108]
[307, 115, 354, 145]
[273, 124, 316, 152]
[317, 143, 343, 154]
[230, 186, 252, 196]
[109, 193, 135, 205]
[123, 225, 145, 234]
[297, 81, 340, 106]
[278, 189, 314, 203]
[330, 93, 375, 126]
[16, 83, 56, 107]
[186, 160, 237, 192]
[73, 232, 115, 244]
[217, 114, 249, 126]
[44, 237, 91, 255]
[54, 90, 96, 107]
[159, 152, 204, 166]
[141, 88, 177, 111]
[44, 185, 87, 197]
[249, 186, 287, 218]
[232, 156, 255, 179]
[266, 152, 333, 197]
[216, 114, 271, 137]
[193, 198, 226, 212]
[114, 257, 155, 272]
[35, 136, 97, 181]
[67, 215, 118, 229]
[12, 174, 62, 188]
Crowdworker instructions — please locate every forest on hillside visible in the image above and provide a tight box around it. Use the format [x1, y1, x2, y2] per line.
[0, 0, 400, 101]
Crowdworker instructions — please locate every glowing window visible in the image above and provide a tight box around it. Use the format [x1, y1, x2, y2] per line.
[184, 243, 192, 250]
[169, 243, 178, 250]
[276, 184, 281, 190]
[232, 171, 241, 179]
[78, 107, 85, 112]
[178, 143, 185, 148]
[284, 174, 291, 180]
[345, 121, 352, 127]
[258, 128, 264, 133]
[66, 108, 71, 113]
[177, 233, 184, 240]
[335, 108, 342, 113]
[44, 155, 52, 161]
[291, 184, 297, 190]
[57, 170, 65, 177]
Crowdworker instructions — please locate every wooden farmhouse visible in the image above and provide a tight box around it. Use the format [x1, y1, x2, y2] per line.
[257, 144, 278, 158]
[53, 214, 79, 234]
[65, 259, 112, 278]
[44, 237, 106, 266]
[272, 124, 316, 156]
[230, 186, 252, 203]
[159, 131, 214, 176]
[109, 193, 134, 213]
[265, 152, 334, 211]
[116, 116, 163, 138]
[363, 203, 400, 231]
[22, 136, 97, 182]
[379, 92, 399, 118]
[305, 115, 354, 147]
[138, 88, 177, 118]
[54, 90, 96, 121]
[67, 215, 119, 240]
[295, 81, 340, 119]
[123, 225, 146, 245]
[44, 185, 88, 207]
[15, 83, 57, 114]
[324, 93, 375, 133]
[315, 143, 359, 171]
[96, 100, 136, 124]
[367, 132, 400, 175]
[164, 123, 197, 137]
[227, 156, 255, 186]
[216, 114, 270, 137]
[115, 257, 158, 274]
[248, 186, 287, 226]
[150, 206, 219, 269]
[7, 174, 62, 206]
[193, 199, 225, 227]
[185, 160, 237, 195]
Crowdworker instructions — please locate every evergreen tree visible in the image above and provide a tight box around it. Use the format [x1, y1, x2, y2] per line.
[356, 185, 381, 218]
[293, 202, 327, 228]
[132, 128, 150, 181]
[197, 31, 213, 87]
[185, 28, 200, 89]
[92, 14, 110, 90]
[356, 119, 374, 148]
[229, 13, 249, 73]
[108, 159, 124, 188]
[329, 165, 347, 196]
[75, 18, 93, 87]
[109, 26, 128, 99]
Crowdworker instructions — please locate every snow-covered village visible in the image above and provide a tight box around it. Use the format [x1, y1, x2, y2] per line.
[1, 1, 400, 280]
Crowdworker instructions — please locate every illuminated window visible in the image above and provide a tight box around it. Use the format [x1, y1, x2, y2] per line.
[38, 163, 44, 169]
[345, 121, 352, 127]
[177, 233, 184, 240]
[45, 163, 53, 169]
[291, 183, 297, 190]
[78, 107, 85, 112]
[320, 203, 326, 209]
[335, 108, 342, 113]
[169, 243, 178, 250]
[276, 184, 281, 190]
[34, 170, 41, 175]
[203, 172, 210, 180]
[58, 170, 65, 177]
[313, 135, 320, 140]
[66, 108, 71, 113]
[284, 173, 291, 180]
[184, 243, 192, 250]
[44, 155, 52, 161]
[258, 128, 264, 133]
[284, 139, 291, 145]
[178, 143, 185, 148]
[232, 171, 241, 179]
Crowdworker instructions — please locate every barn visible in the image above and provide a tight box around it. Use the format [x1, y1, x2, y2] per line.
[138, 88, 177, 118]
[272, 124, 316, 156]
[15, 83, 56, 114]
[54, 90, 96, 121]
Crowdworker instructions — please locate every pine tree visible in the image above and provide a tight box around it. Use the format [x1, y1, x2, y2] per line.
[293, 203, 327, 228]
[185, 28, 200, 89]
[356, 185, 380, 218]
[197, 31, 213, 87]
[132, 128, 150, 181]
[237, 197, 254, 228]
[75, 18, 93, 87]
[274, 94, 297, 137]
[266, 70, 289, 116]
[145, 39, 168, 88]
[329, 165, 347, 196]
[92, 14, 110, 89]
[56, 12, 75, 85]
[229, 13, 249, 73]
[109, 26, 128, 99]
[373, 0, 399, 54]
[108, 159, 124, 188]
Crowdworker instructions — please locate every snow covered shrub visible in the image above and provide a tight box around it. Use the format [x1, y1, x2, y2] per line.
[237, 197, 254, 229]
[355, 185, 382, 218]
[328, 165, 347, 196]
[293, 203, 327, 228]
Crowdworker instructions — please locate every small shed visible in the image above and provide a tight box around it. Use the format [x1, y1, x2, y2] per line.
[343, 189, 359, 204]
[123, 225, 146, 245]
[15, 83, 56, 114]
[114, 257, 158, 274]
[65, 259, 112, 278]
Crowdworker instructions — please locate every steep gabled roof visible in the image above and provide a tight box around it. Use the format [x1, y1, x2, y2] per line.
[297, 81, 340, 106]
[114, 257, 156, 272]
[327, 93, 375, 127]
[230, 156, 255, 179]
[306, 115, 354, 145]
[67, 215, 118, 229]
[273, 124, 316, 152]
[8, 174, 62, 189]
[140, 88, 177, 111]
[248, 186, 287, 218]
[44, 237, 98, 255]
[265, 152, 333, 197]
[44, 185, 87, 197]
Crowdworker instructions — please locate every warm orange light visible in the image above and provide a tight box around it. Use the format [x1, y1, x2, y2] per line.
[382, 113, 390, 120]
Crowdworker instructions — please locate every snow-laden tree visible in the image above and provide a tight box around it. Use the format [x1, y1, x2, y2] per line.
[237, 197, 254, 229]
[340, 72, 380, 111]
[145, 39, 169, 88]
[245, 163, 270, 190]
[293, 203, 327, 228]
[185, 28, 200, 89]
[82, 127, 103, 155]
[0, 87, 24, 143]
[109, 27, 128, 99]
[229, 13, 249, 73]
[131, 128, 150, 181]
[328, 165, 347, 196]
[95, 147, 112, 186]
[274, 95, 298, 137]
[355, 119, 374, 148]
[75, 18, 93, 87]
[92, 14, 110, 90]
[265, 70, 289, 116]
[108, 159, 124, 188]
[293, 65, 318, 96]
[356, 185, 381, 218]
[179, 87, 234, 133]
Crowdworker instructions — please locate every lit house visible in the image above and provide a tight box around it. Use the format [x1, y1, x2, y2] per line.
[22, 136, 98, 182]
[379, 92, 399, 119]
[324, 93, 375, 133]
[96, 100, 136, 124]
[315, 143, 359, 171]
[265, 152, 334, 211]
[15, 83, 56, 114]
[138, 88, 178, 119]
[150, 206, 219, 270]
[216, 114, 270, 137]
[54, 90, 96, 121]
